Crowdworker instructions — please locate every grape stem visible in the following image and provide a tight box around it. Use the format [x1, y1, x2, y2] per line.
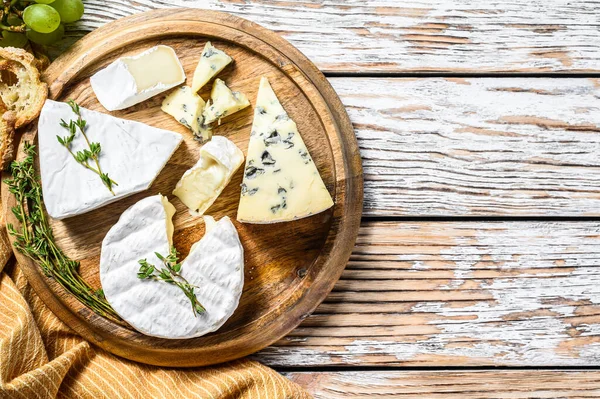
[2, 1, 10, 17]
[0, 0, 26, 33]
[0, 22, 25, 32]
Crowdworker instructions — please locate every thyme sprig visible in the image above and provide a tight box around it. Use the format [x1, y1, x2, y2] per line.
[57, 100, 118, 195]
[4, 143, 123, 324]
[138, 247, 206, 316]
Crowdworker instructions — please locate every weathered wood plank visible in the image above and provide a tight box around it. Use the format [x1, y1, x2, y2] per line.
[254, 221, 600, 367]
[331, 77, 600, 216]
[285, 370, 600, 398]
[65, 0, 600, 73]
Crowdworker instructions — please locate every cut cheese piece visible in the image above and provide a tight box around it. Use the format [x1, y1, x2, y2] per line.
[173, 136, 244, 215]
[191, 42, 232, 93]
[38, 100, 183, 220]
[161, 86, 212, 143]
[161, 196, 176, 247]
[91, 45, 185, 111]
[202, 79, 250, 125]
[100, 195, 244, 339]
[237, 77, 334, 223]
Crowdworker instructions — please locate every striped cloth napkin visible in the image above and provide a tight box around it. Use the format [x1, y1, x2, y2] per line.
[0, 250, 310, 398]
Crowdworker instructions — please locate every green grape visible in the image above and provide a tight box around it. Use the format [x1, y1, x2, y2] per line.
[50, 0, 84, 23]
[34, 0, 56, 4]
[27, 23, 64, 45]
[0, 31, 28, 48]
[23, 4, 61, 33]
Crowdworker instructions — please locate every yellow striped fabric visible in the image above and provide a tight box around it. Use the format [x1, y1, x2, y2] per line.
[0, 259, 311, 399]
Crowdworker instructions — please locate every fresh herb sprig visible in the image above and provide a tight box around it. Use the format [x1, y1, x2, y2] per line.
[138, 247, 206, 316]
[4, 143, 123, 324]
[57, 100, 118, 195]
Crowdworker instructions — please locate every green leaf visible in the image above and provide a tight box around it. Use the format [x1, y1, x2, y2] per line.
[158, 269, 169, 278]
[11, 206, 22, 222]
[77, 119, 86, 130]
[67, 99, 80, 115]
[194, 302, 206, 314]
[75, 151, 88, 163]
[90, 142, 101, 156]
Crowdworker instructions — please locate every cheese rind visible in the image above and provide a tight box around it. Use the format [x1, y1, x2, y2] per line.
[100, 195, 244, 339]
[202, 79, 250, 125]
[237, 77, 334, 223]
[91, 45, 185, 111]
[39, 100, 183, 220]
[173, 136, 244, 215]
[161, 86, 211, 143]
[191, 42, 232, 93]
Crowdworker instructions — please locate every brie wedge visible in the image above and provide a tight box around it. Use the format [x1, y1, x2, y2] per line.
[203, 79, 251, 125]
[237, 77, 334, 223]
[39, 100, 183, 220]
[91, 45, 185, 111]
[173, 136, 244, 215]
[100, 194, 244, 339]
[191, 42, 232, 93]
[161, 86, 212, 143]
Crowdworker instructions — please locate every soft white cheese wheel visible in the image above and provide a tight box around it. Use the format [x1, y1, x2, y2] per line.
[100, 194, 244, 339]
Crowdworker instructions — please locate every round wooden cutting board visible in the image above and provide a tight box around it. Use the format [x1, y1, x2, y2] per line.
[2, 9, 362, 367]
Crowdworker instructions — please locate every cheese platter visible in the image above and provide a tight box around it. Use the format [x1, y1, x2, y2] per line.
[1, 9, 362, 367]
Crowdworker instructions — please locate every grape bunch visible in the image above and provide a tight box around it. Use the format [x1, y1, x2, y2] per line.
[0, 0, 84, 48]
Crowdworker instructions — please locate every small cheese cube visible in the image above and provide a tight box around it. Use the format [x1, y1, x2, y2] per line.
[202, 79, 250, 125]
[191, 42, 232, 93]
[161, 86, 212, 143]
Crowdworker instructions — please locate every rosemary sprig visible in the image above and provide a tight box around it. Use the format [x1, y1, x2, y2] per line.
[57, 100, 118, 195]
[138, 247, 206, 316]
[4, 142, 124, 325]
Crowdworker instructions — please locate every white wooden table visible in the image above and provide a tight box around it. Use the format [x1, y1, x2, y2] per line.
[77, 1, 600, 397]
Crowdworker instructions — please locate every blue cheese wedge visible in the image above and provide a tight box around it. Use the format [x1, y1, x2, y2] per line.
[91, 45, 185, 111]
[173, 136, 244, 215]
[38, 100, 183, 220]
[237, 77, 334, 223]
[191, 42, 232, 93]
[161, 86, 212, 143]
[100, 195, 244, 339]
[202, 79, 250, 125]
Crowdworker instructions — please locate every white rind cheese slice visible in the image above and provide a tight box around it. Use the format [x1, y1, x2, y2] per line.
[237, 77, 334, 223]
[91, 45, 185, 111]
[173, 136, 244, 215]
[100, 195, 244, 339]
[39, 100, 183, 220]
[191, 42, 232, 93]
[161, 86, 212, 143]
[202, 79, 250, 125]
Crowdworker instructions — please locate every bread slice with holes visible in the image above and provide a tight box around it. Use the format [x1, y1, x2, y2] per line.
[0, 100, 16, 170]
[0, 47, 47, 129]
